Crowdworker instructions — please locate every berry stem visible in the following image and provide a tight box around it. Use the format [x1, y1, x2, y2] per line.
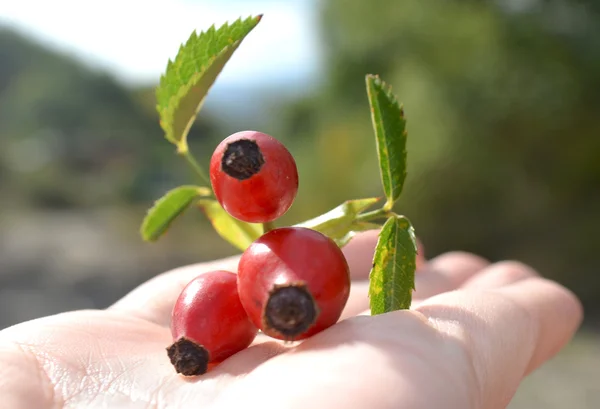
[263, 221, 276, 233]
[180, 149, 212, 187]
[356, 208, 396, 223]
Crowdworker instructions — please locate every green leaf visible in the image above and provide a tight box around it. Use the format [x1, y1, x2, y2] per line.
[295, 197, 381, 246]
[368, 215, 417, 315]
[141, 185, 211, 242]
[197, 199, 263, 251]
[156, 15, 262, 150]
[366, 74, 408, 210]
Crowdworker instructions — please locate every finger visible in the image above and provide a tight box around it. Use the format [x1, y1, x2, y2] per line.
[111, 230, 381, 326]
[338, 229, 379, 280]
[412, 252, 490, 301]
[498, 278, 583, 375]
[110, 255, 240, 326]
[335, 235, 427, 320]
[338, 281, 369, 321]
[346, 231, 426, 281]
[416, 237, 426, 269]
[337, 250, 490, 319]
[414, 277, 583, 408]
[461, 261, 539, 289]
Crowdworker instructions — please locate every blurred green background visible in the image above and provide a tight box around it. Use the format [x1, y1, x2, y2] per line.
[1, 0, 599, 406]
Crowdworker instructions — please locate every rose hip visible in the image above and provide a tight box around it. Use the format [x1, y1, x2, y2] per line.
[237, 227, 351, 341]
[209, 130, 299, 223]
[167, 270, 258, 376]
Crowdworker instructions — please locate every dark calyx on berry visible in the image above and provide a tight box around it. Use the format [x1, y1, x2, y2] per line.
[264, 284, 319, 338]
[166, 337, 210, 376]
[221, 139, 265, 180]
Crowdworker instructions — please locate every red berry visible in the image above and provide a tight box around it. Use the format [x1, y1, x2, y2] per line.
[237, 227, 351, 341]
[167, 270, 258, 376]
[209, 130, 299, 223]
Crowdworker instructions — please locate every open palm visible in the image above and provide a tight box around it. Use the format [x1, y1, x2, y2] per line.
[0, 231, 582, 409]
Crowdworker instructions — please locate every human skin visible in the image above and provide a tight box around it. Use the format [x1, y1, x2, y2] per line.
[0, 231, 583, 409]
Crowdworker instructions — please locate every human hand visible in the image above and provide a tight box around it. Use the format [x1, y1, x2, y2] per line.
[0, 231, 582, 409]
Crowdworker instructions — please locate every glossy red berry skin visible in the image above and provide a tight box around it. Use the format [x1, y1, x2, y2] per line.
[237, 227, 351, 341]
[209, 130, 299, 223]
[167, 270, 258, 376]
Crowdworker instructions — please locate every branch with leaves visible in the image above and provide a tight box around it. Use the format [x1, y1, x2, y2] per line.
[140, 15, 418, 315]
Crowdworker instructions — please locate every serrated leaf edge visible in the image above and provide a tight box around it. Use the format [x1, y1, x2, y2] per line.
[365, 74, 407, 210]
[368, 215, 417, 314]
[140, 185, 210, 241]
[156, 15, 262, 148]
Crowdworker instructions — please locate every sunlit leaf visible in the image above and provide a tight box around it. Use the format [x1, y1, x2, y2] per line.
[366, 74, 408, 210]
[295, 197, 380, 246]
[197, 199, 263, 251]
[156, 15, 262, 151]
[141, 185, 211, 241]
[368, 215, 417, 314]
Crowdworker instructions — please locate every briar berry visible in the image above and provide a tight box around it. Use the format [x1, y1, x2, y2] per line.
[167, 270, 258, 376]
[209, 130, 299, 223]
[237, 227, 351, 341]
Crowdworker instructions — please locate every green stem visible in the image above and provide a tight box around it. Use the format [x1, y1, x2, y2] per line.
[355, 208, 395, 223]
[263, 221, 276, 233]
[180, 149, 211, 187]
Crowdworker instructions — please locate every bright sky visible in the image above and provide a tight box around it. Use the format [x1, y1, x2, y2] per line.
[0, 0, 321, 87]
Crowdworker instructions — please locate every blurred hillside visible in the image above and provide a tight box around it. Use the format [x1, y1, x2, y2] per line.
[0, 27, 218, 209]
[0, 25, 314, 328]
[0, 27, 236, 328]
